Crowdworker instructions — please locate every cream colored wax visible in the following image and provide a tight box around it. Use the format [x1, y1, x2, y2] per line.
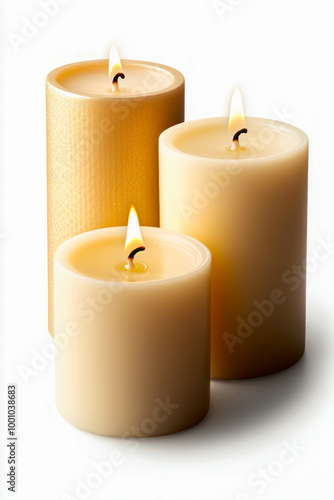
[46, 59, 184, 335]
[159, 117, 308, 379]
[54, 227, 211, 436]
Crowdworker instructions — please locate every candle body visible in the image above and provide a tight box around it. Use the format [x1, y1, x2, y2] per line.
[54, 227, 211, 436]
[159, 117, 308, 379]
[46, 60, 184, 335]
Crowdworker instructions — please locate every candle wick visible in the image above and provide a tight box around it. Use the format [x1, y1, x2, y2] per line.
[125, 246, 146, 271]
[112, 72, 125, 91]
[231, 128, 248, 150]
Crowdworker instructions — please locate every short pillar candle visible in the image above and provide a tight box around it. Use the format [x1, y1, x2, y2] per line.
[54, 212, 211, 436]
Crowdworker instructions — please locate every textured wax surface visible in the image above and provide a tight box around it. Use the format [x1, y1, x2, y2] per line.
[46, 61, 184, 335]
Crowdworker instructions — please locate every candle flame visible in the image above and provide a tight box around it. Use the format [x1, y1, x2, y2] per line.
[125, 206, 145, 255]
[228, 87, 246, 134]
[109, 44, 123, 78]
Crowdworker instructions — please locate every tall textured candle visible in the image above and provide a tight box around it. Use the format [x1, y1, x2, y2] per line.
[159, 89, 308, 379]
[46, 47, 184, 335]
[54, 209, 211, 437]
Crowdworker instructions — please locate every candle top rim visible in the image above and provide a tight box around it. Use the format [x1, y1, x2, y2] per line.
[54, 226, 211, 285]
[46, 59, 184, 99]
[160, 116, 308, 161]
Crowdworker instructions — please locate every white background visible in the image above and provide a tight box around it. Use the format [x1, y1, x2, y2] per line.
[1, 0, 334, 499]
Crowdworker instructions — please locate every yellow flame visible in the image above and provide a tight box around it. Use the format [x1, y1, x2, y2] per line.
[228, 87, 246, 134]
[109, 44, 123, 78]
[125, 206, 144, 255]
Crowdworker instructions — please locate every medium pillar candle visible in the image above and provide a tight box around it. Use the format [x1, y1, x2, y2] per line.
[159, 111, 308, 379]
[54, 225, 211, 437]
[46, 54, 184, 335]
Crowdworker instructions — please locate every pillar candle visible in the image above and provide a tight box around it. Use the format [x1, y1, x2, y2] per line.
[54, 216, 211, 436]
[46, 49, 184, 335]
[159, 92, 308, 379]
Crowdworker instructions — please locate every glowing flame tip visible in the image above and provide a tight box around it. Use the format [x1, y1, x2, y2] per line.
[109, 44, 123, 78]
[125, 206, 144, 255]
[228, 87, 246, 133]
